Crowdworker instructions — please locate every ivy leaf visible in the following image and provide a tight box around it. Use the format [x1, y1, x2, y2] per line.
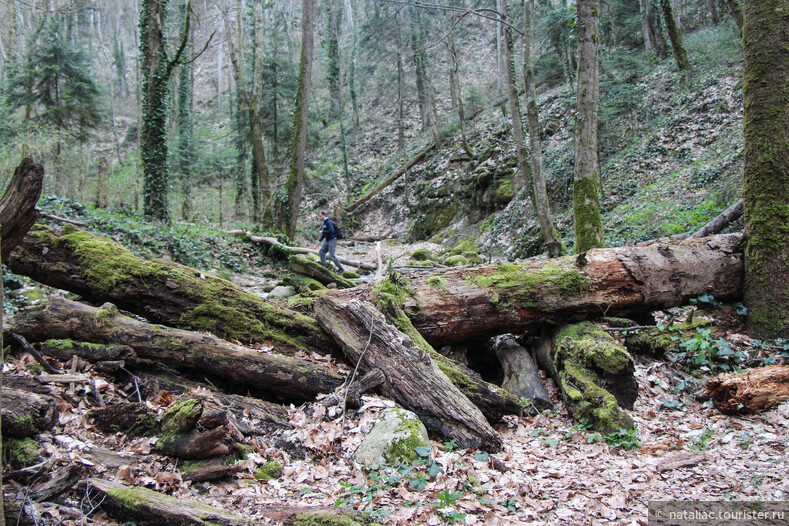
[413, 446, 431, 458]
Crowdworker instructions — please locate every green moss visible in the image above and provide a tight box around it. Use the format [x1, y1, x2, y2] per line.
[160, 399, 202, 437]
[5, 437, 39, 467]
[410, 248, 433, 261]
[343, 270, 361, 279]
[471, 260, 590, 307]
[427, 276, 449, 291]
[443, 255, 470, 267]
[573, 175, 606, 253]
[292, 510, 376, 526]
[624, 318, 713, 357]
[446, 239, 479, 257]
[95, 303, 119, 320]
[42, 338, 75, 350]
[372, 272, 415, 311]
[254, 460, 283, 480]
[384, 410, 429, 465]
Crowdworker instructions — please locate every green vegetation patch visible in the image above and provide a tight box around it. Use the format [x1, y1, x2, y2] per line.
[471, 260, 589, 307]
[254, 460, 283, 480]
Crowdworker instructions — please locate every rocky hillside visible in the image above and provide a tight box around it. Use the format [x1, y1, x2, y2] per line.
[344, 27, 744, 260]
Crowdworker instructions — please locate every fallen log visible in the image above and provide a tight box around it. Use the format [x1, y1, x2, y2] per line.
[37, 339, 138, 365]
[536, 322, 637, 433]
[181, 458, 247, 482]
[289, 255, 355, 288]
[1, 387, 58, 438]
[7, 224, 336, 356]
[246, 234, 376, 271]
[0, 157, 44, 262]
[8, 298, 344, 403]
[315, 297, 502, 451]
[492, 335, 553, 411]
[322, 234, 744, 347]
[353, 228, 394, 242]
[692, 199, 743, 238]
[156, 426, 231, 459]
[706, 365, 789, 414]
[88, 402, 159, 436]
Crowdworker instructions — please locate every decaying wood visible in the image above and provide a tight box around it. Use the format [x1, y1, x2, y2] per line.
[37, 339, 138, 365]
[315, 297, 502, 451]
[27, 463, 83, 502]
[493, 335, 553, 411]
[155, 426, 231, 459]
[257, 506, 383, 526]
[320, 368, 386, 409]
[322, 234, 744, 347]
[182, 459, 247, 482]
[37, 373, 92, 384]
[289, 255, 355, 288]
[89, 402, 158, 435]
[9, 298, 344, 403]
[84, 478, 250, 525]
[536, 323, 637, 433]
[7, 225, 336, 355]
[692, 199, 743, 238]
[706, 365, 789, 414]
[10, 333, 59, 374]
[0, 157, 44, 262]
[245, 234, 376, 271]
[1, 387, 58, 438]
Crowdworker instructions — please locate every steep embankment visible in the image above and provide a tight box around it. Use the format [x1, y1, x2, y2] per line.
[349, 30, 744, 259]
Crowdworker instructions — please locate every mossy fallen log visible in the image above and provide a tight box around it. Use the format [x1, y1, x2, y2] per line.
[536, 322, 637, 433]
[1, 387, 58, 438]
[7, 224, 335, 356]
[322, 234, 744, 347]
[289, 254, 355, 288]
[8, 298, 344, 403]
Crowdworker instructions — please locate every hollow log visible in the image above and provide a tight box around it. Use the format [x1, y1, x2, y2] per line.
[0, 157, 44, 262]
[492, 335, 553, 411]
[536, 322, 637, 433]
[706, 365, 789, 414]
[8, 298, 344, 403]
[7, 224, 336, 355]
[315, 297, 502, 451]
[1, 387, 58, 438]
[322, 234, 743, 347]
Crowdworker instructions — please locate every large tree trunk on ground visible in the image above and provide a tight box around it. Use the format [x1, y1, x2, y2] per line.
[289, 255, 355, 288]
[706, 365, 789, 414]
[321, 234, 743, 348]
[536, 322, 637, 433]
[8, 298, 344, 403]
[493, 335, 553, 411]
[0, 157, 44, 262]
[243, 235, 376, 271]
[7, 225, 336, 356]
[315, 297, 503, 451]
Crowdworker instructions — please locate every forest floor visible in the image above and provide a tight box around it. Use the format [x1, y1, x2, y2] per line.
[7, 237, 788, 526]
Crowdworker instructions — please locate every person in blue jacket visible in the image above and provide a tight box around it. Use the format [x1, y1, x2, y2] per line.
[316, 211, 344, 273]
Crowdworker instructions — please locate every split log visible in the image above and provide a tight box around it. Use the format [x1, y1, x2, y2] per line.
[315, 297, 502, 451]
[492, 335, 553, 411]
[8, 298, 344, 403]
[0, 157, 44, 262]
[289, 255, 355, 288]
[1, 387, 58, 438]
[706, 365, 789, 414]
[536, 322, 637, 433]
[7, 224, 336, 356]
[246, 234, 376, 271]
[322, 234, 744, 347]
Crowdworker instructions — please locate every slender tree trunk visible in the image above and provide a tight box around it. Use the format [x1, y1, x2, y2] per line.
[95, 156, 108, 209]
[448, 10, 472, 157]
[523, 0, 565, 257]
[638, 0, 654, 53]
[176, 0, 194, 221]
[573, 0, 606, 253]
[279, 0, 314, 238]
[661, 0, 690, 75]
[742, 0, 789, 338]
[325, 0, 342, 120]
[395, 12, 406, 154]
[722, 0, 744, 35]
[346, 0, 360, 129]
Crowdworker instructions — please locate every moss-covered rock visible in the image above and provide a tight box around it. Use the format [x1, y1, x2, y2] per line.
[410, 248, 434, 261]
[254, 460, 283, 480]
[353, 408, 431, 467]
[443, 255, 470, 267]
[4, 437, 41, 468]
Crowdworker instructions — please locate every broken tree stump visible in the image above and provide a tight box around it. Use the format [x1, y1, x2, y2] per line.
[536, 322, 637, 433]
[706, 365, 789, 414]
[315, 297, 502, 451]
[1, 387, 58, 438]
[322, 234, 744, 347]
[8, 298, 344, 403]
[0, 157, 44, 262]
[7, 224, 336, 356]
[492, 335, 553, 411]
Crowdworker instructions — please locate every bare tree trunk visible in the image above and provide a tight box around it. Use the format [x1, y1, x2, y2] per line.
[721, 0, 743, 35]
[448, 9, 472, 157]
[661, 0, 690, 76]
[639, 0, 654, 53]
[573, 0, 606, 253]
[279, 0, 314, 238]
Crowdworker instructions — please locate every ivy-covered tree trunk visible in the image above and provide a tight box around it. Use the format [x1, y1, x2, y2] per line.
[742, 0, 789, 338]
[279, 0, 314, 239]
[573, 0, 606, 253]
[661, 0, 690, 75]
[325, 0, 342, 121]
[176, 0, 194, 221]
[139, 0, 190, 223]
